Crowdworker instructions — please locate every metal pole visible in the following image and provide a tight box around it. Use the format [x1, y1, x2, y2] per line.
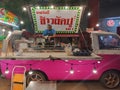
[27, 5, 35, 34]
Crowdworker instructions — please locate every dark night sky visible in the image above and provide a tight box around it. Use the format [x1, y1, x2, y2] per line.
[100, 0, 120, 18]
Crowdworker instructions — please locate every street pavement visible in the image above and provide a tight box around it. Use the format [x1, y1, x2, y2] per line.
[57, 81, 120, 90]
[0, 78, 120, 90]
[0, 78, 10, 90]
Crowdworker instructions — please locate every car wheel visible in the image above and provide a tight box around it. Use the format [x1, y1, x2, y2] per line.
[26, 71, 46, 86]
[100, 70, 120, 89]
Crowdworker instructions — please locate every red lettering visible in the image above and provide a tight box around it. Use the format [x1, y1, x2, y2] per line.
[40, 16, 46, 24]
[46, 18, 50, 23]
[39, 16, 74, 27]
[55, 16, 61, 25]
[66, 19, 70, 25]
[36, 10, 49, 14]
[61, 18, 66, 25]
[69, 18, 73, 27]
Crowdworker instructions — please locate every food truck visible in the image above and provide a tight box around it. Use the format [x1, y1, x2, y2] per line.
[0, 6, 120, 90]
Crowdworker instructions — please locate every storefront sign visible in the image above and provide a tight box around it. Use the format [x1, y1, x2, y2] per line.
[0, 8, 19, 27]
[107, 20, 115, 27]
[31, 6, 83, 34]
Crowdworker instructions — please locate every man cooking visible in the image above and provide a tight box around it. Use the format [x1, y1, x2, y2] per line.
[41, 24, 56, 48]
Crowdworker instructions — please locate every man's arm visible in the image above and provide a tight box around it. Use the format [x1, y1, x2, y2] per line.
[48, 30, 56, 39]
[49, 34, 56, 38]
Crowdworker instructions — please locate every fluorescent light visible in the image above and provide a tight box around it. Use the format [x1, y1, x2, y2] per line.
[0, 20, 19, 28]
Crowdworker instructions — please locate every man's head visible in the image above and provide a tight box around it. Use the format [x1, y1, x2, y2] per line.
[47, 24, 52, 30]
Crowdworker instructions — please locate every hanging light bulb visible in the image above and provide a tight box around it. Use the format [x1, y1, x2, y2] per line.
[97, 61, 101, 64]
[92, 63, 97, 74]
[70, 64, 74, 74]
[92, 68, 97, 74]
[29, 71, 33, 75]
[92, 63, 98, 74]
[5, 69, 9, 74]
[29, 64, 33, 75]
[5, 64, 9, 74]
[87, 12, 91, 16]
[70, 69, 74, 74]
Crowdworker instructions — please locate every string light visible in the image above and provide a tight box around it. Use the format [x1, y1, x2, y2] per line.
[0, 60, 99, 75]
[65, 6, 69, 9]
[51, 5, 54, 9]
[29, 71, 33, 75]
[29, 64, 33, 75]
[2, 29, 5, 32]
[5, 63, 9, 74]
[92, 63, 97, 74]
[97, 61, 101, 64]
[22, 7, 27, 11]
[78, 60, 82, 62]
[36, 6, 40, 9]
[65, 60, 69, 62]
[20, 20, 24, 25]
[70, 68, 74, 74]
[87, 12, 91, 16]
[93, 68, 97, 74]
[96, 23, 100, 27]
[79, 6, 82, 9]
[5, 69, 9, 74]
[70, 64, 74, 74]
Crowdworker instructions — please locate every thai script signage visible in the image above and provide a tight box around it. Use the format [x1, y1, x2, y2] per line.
[31, 6, 83, 34]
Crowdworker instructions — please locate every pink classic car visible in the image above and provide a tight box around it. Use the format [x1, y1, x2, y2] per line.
[0, 31, 120, 89]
